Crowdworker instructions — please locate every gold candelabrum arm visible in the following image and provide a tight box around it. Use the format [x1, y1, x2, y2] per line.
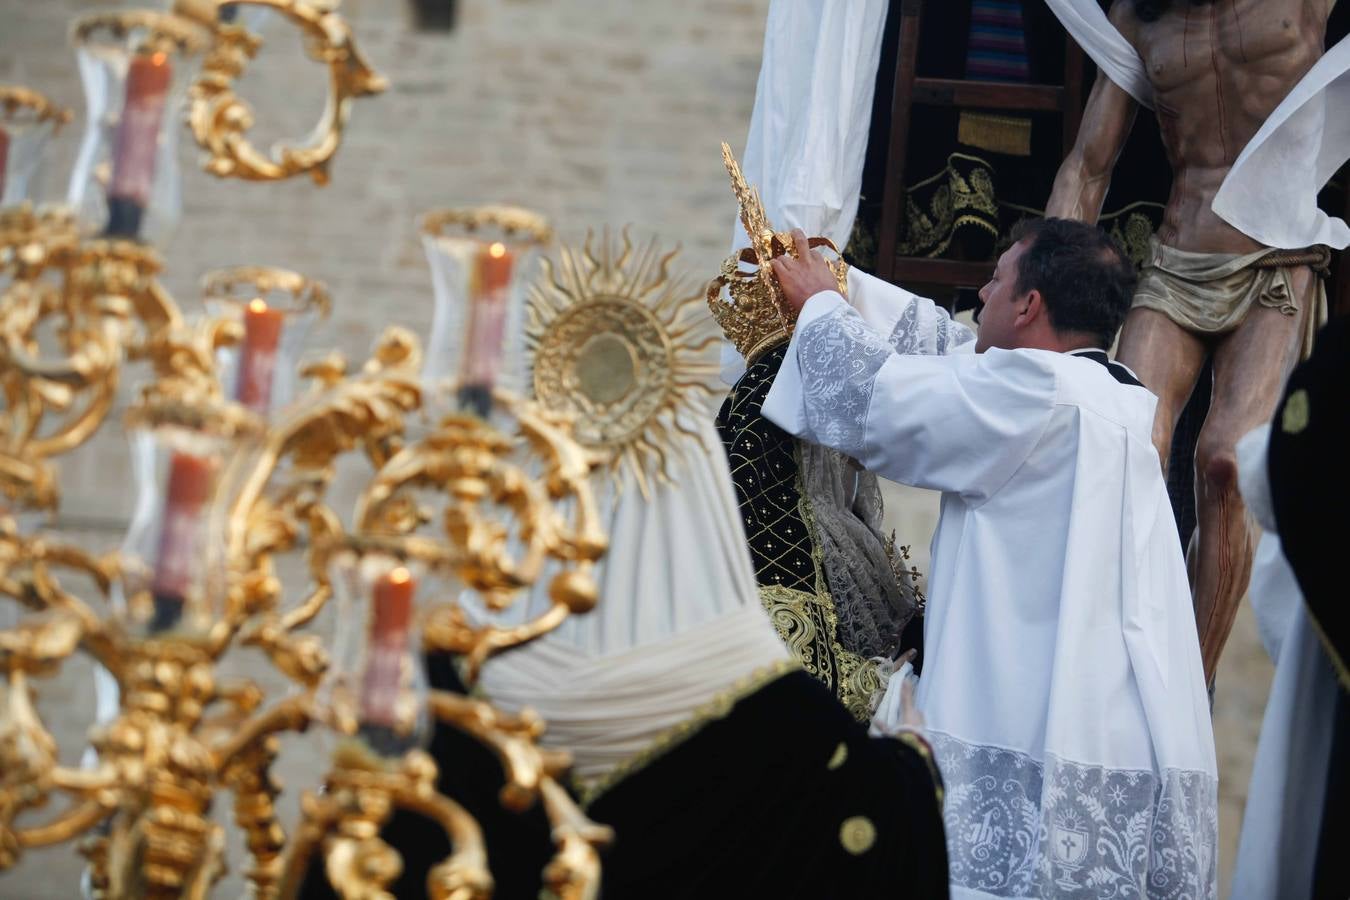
[278, 746, 493, 900]
[179, 0, 388, 186]
[3, 111, 611, 896]
[356, 388, 608, 683]
[426, 690, 613, 900]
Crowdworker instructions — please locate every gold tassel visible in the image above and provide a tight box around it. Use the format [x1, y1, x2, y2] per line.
[958, 111, 1032, 157]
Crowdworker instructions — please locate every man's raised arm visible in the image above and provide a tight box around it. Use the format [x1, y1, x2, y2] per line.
[764, 232, 1055, 501]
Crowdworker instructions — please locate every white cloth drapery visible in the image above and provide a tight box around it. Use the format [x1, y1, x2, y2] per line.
[762, 274, 1218, 899]
[720, 0, 888, 383]
[1043, 0, 1350, 250]
[469, 401, 791, 782]
[476, 604, 790, 784]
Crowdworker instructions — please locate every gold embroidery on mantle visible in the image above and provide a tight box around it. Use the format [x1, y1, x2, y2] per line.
[758, 586, 886, 722]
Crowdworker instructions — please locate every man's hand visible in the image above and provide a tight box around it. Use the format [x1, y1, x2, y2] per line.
[769, 228, 840, 317]
[898, 667, 925, 731]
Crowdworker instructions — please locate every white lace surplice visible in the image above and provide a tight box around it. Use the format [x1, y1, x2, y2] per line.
[763, 276, 1218, 900]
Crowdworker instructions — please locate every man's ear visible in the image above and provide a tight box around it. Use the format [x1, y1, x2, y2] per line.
[1013, 289, 1042, 328]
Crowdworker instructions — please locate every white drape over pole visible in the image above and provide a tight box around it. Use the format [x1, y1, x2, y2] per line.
[721, 0, 889, 383]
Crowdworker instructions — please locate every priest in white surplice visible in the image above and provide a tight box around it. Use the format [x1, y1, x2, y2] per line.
[763, 218, 1218, 899]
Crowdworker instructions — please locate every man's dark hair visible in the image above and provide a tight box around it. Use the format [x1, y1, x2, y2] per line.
[1008, 217, 1137, 348]
[1133, 0, 1216, 24]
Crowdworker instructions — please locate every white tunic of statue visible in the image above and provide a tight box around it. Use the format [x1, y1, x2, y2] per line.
[762, 270, 1219, 900]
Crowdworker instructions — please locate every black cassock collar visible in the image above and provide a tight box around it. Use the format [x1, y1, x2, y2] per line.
[1068, 348, 1144, 388]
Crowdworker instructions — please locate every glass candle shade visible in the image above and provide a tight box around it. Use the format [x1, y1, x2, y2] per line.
[322, 550, 429, 760]
[113, 417, 244, 641]
[204, 268, 329, 419]
[419, 207, 551, 419]
[0, 88, 71, 207]
[67, 13, 210, 243]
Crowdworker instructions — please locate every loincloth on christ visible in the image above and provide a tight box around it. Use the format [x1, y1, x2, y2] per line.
[1133, 236, 1330, 360]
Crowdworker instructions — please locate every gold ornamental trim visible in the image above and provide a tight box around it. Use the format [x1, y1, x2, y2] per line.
[70, 10, 213, 55]
[201, 265, 333, 317]
[526, 229, 721, 497]
[420, 205, 554, 245]
[0, 86, 73, 130]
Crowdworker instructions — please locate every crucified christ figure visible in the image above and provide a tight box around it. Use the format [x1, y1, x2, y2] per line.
[1047, 0, 1335, 684]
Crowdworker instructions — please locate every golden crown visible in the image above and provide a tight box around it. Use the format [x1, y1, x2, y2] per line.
[706, 142, 848, 365]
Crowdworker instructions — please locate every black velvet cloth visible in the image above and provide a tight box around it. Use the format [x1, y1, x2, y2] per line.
[301, 664, 949, 899]
[714, 343, 926, 684]
[715, 343, 817, 595]
[1313, 691, 1350, 899]
[1267, 316, 1349, 898]
[585, 669, 949, 900]
[1269, 316, 1349, 669]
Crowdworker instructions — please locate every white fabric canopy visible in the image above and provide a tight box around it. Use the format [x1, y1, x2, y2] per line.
[720, 0, 888, 383]
[763, 274, 1218, 899]
[1044, 0, 1350, 250]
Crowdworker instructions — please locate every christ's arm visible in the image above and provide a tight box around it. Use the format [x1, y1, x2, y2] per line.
[1046, 2, 1141, 222]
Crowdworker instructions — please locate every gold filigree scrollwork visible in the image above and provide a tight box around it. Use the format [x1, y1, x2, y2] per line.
[425, 691, 613, 900]
[356, 389, 607, 681]
[228, 328, 423, 679]
[359, 391, 607, 680]
[339, 391, 613, 899]
[181, 0, 388, 185]
[279, 745, 493, 900]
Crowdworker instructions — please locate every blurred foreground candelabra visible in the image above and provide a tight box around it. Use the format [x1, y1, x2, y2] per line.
[0, 3, 613, 898]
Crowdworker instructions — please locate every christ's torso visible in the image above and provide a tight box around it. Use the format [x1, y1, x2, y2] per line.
[1129, 0, 1325, 253]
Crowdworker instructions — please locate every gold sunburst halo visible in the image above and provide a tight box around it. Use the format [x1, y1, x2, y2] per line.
[526, 228, 722, 499]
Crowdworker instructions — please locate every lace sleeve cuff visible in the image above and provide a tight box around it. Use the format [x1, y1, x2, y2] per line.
[796, 302, 893, 458]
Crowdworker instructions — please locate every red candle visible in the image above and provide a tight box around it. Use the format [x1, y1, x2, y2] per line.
[358, 566, 416, 729]
[234, 299, 285, 414]
[0, 126, 10, 202]
[150, 451, 217, 632]
[107, 50, 171, 236]
[458, 241, 514, 392]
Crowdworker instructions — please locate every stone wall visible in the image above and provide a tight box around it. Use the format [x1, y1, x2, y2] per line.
[1, 0, 770, 527]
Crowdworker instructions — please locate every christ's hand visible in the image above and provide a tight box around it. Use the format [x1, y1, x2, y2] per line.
[770, 229, 839, 317]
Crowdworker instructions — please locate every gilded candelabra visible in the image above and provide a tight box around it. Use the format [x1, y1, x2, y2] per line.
[0, 4, 614, 898]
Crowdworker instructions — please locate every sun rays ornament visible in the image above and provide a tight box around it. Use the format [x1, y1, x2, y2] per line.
[526, 230, 721, 498]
